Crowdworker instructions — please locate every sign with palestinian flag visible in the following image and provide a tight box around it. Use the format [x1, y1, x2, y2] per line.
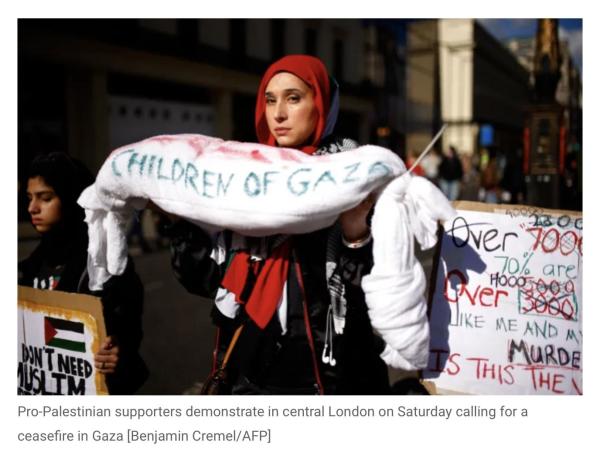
[44, 316, 86, 353]
[17, 286, 108, 395]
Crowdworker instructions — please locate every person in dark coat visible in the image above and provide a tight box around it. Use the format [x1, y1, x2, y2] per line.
[439, 145, 464, 201]
[19, 152, 148, 394]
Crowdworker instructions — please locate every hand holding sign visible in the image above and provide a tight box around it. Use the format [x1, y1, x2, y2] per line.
[94, 336, 119, 375]
[17, 286, 109, 395]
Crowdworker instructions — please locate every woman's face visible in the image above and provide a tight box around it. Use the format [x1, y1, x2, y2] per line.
[27, 176, 62, 233]
[264, 72, 318, 148]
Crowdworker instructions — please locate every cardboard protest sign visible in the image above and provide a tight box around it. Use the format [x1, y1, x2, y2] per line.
[424, 202, 582, 395]
[17, 286, 108, 395]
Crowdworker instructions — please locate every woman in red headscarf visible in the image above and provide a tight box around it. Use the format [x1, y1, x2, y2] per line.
[167, 55, 390, 394]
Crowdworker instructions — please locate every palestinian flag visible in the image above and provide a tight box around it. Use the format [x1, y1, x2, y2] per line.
[44, 316, 86, 353]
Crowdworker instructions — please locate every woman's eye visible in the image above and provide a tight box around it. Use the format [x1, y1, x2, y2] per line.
[288, 96, 300, 103]
[41, 195, 54, 202]
[266, 97, 276, 105]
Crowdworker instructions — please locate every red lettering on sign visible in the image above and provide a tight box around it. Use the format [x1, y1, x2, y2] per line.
[444, 269, 508, 308]
[447, 353, 461, 376]
[527, 227, 582, 257]
[523, 366, 566, 394]
[465, 357, 514, 385]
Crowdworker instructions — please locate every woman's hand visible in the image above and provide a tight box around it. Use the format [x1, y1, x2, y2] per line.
[339, 193, 376, 242]
[94, 336, 119, 374]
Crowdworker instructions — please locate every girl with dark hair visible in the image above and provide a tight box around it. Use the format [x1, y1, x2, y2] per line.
[19, 152, 148, 394]
[166, 55, 390, 394]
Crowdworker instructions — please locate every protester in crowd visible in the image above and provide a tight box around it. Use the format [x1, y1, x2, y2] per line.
[405, 149, 425, 176]
[420, 147, 442, 185]
[164, 55, 393, 395]
[480, 147, 500, 204]
[459, 153, 481, 201]
[560, 149, 580, 210]
[438, 145, 464, 201]
[19, 152, 148, 394]
[500, 148, 526, 204]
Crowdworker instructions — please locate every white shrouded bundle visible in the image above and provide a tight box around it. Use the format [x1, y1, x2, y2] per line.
[362, 175, 455, 370]
[78, 134, 456, 370]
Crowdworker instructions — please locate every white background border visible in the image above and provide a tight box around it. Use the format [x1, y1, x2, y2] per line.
[3, 1, 595, 450]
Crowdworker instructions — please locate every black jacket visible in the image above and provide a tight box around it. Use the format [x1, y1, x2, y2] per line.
[168, 136, 390, 394]
[18, 224, 148, 394]
[439, 155, 463, 182]
[167, 198, 390, 395]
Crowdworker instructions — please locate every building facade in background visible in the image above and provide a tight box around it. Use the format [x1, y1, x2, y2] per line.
[406, 19, 531, 157]
[506, 35, 582, 151]
[506, 21, 582, 209]
[19, 19, 386, 175]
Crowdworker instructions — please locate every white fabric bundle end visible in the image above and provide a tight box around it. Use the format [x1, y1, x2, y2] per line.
[78, 185, 134, 290]
[362, 173, 455, 370]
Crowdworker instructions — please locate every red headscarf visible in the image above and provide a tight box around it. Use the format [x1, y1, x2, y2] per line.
[221, 55, 332, 330]
[254, 54, 331, 155]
